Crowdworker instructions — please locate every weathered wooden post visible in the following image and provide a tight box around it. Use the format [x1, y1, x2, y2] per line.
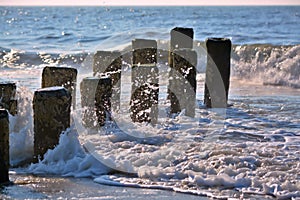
[169, 49, 197, 117]
[168, 27, 194, 100]
[42, 66, 77, 109]
[93, 51, 122, 111]
[130, 39, 158, 124]
[80, 76, 112, 127]
[33, 87, 71, 162]
[204, 38, 231, 108]
[170, 27, 194, 52]
[80, 77, 99, 128]
[0, 82, 17, 115]
[94, 76, 112, 126]
[0, 109, 10, 184]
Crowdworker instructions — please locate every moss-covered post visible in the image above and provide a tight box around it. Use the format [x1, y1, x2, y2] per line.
[93, 51, 122, 112]
[80, 76, 112, 127]
[0, 82, 17, 115]
[33, 87, 71, 162]
[131, 39, 158, 124]
[204, 38, 231, 108]
[169, 49, 197, 117]
[42, 66, 77, 109]
[0, 109, 9, 184]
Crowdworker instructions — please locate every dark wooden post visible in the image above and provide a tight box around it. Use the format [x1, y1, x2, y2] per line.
[170, 27, 194, 51]
[93, 51, 122, 111]
[204, 38, 231, 108]
[42, 66, 77, 109]
[130, 39, 158, 124]
[80, 76, 112, 127]
[80, 77, 99, 128]
[0, 109, 10, 184]
[169, 49, 197, 117]
[33, 87, 71, 162]
[95, 77, 112, 126]
[0, 82, 17, 115]
[168, 27, 194, 100]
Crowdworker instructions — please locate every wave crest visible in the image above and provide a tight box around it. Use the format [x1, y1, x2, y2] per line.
[232, 44, 300, 88]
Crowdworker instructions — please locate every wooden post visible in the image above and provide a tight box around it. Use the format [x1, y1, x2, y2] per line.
[168, 27, 194, 100]
[131, 39, 158, 124]
[0, 109, 9, 184]
[132, 39, 157, 65]
[169, 49, 197, 117]
[80, 77, 99, 128]
[93, 51, 122, 111]
[42, 66, 77, 109]
[170, 27, 194, 51]
[80, 76, 112, 127]
[33, 87, 71, 162]
[204, 38, 231, 108]
[95, 77, 112, 126]
[0, 82, 17, 115]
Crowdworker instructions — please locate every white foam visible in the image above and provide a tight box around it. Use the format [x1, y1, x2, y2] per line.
[27, 127, 114, 177]
[9, 91, 300, 199]
[232, 44, 300, 88]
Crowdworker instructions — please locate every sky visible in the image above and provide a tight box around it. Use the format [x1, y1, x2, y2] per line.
[0, 0, 300, 6]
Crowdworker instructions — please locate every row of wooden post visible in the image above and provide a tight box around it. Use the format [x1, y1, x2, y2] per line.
[0, 27, 231, 184]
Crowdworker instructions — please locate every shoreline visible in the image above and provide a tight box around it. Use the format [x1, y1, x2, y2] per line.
[1, 172, 210, 200]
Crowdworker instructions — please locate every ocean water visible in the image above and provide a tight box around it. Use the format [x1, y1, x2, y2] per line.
[0, 6, 300, 199]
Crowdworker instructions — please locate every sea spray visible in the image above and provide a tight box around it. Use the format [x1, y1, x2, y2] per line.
[232, 44, 300, 88]
[9, 86, 34, 166]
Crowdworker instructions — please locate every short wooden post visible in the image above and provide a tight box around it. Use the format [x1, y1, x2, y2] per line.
[131, 39, 158, 124]
[168, 27, 194, 100]
[93, 51, 122, 111]
[0, 109, 10, 184]
[204, 38, 231, 108]
[42, 66, 77, 109]
[0, 82, 17, 115]
[33, 87, 71, 162]
[169, 49, 197, 117]
[80, 77, 112, 127]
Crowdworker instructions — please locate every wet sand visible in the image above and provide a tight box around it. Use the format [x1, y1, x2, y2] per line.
[1, 173, 209, 199]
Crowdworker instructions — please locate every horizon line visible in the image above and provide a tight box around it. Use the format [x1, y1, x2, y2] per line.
[1, 4, 300, 6]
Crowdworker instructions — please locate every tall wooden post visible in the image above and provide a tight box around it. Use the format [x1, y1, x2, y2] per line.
[80, 76, 112, 127]
[0, 109, 9, 184]
[169, 49, 197, 117]
[33, 87, 71, 162]
[204, 38, 231, 108]
[42, 66, 77, 109]
[95, 77, 112, 126]
[130, 39, 158, 124]
[0, 82, 17, 115]
[170, 27, 194, 51]
[93, 51, 122, 111]
[168, 27, 194, 100]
